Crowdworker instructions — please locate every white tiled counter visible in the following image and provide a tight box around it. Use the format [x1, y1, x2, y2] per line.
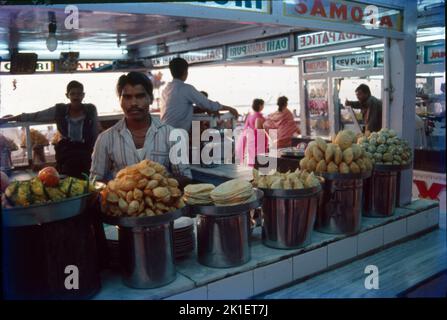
[94, 199, 440, 300]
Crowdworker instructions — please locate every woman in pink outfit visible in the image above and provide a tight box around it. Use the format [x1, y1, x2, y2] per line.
[263, 96, 299, 149]
[235, 99, 268, 167]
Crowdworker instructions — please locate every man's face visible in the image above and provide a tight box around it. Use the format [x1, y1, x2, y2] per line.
[355, 90, 368, 103]
[66, 87, 85, 106]
[120, 84, 152, 122]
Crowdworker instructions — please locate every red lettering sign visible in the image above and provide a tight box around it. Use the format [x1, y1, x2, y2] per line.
[330, 3, 347, 20]
[295, 1, 307, 14]
[351, 6, 363, 22]
[380, 15, 393, 28]
[414, 180, 446, 201]
[311, 0, 327, 17]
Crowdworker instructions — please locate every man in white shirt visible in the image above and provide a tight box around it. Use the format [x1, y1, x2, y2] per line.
[90, 72, 192, 185]
[160, 57, 239, 132]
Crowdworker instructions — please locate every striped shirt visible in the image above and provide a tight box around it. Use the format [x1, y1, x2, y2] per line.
[90, 116, 192, 182]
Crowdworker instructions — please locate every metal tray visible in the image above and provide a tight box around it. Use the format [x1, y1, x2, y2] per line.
[320, 170, 372, 181]
[280, 150, 305, 158]
[373, 162, 412, 172]
[101, 206, 186, 227]
[189, 189, 264, 217]
[259, 184, 321, 198]
[2, 192, 98, 227]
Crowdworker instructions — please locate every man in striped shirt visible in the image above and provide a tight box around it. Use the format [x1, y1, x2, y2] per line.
[90, 72, 192, 184]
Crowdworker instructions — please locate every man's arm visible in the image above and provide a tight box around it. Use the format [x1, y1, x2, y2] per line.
[1, 106, 57, 124]
[345, 99, 362, 109]
[219, 105, 239, 119]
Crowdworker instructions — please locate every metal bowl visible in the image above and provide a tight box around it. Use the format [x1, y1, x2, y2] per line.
[2, 183, 104, 227]
[101, 206, 186, 227]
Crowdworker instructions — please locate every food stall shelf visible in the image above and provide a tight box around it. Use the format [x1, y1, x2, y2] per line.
[93, 199, 439, 300]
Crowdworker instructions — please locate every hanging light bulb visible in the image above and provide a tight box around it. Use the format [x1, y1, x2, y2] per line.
[46, 12, 58, 52]
[46, 34, 57, 52]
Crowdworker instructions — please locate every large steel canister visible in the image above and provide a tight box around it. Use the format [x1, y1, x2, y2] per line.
[261, 187, 320, 249]
[197, 212, 251, 268]
[193, 189, 263, 268]
[101, 208, 184, 289]
[363, 170, 398, 217]
[118, 223, 176, 289]
[315, 174, 365, 235]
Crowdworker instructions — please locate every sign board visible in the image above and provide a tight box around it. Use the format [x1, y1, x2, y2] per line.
[297, 31, 369, 50]
[424, 43, 445, 64]
[151, 55, 176, 68]
[0, 61, 53, 72]
[375, 44, 435, 67]
[304, 58, 328, 73]
[77, 60, 112, 71]
[151, 47, 224, 67]
[333, 52, 373, 70]
[181, 48, 224, 65]
[1, 60, 117, 72]
[374, 50, 384, 67]
[284, 0, 403, 32]
[227, 37, 289, 60]
[182, 0, 271, 13]
[412, 169, 446, 213]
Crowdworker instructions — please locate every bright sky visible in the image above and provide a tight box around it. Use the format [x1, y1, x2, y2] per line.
[0, 65, 300, 118]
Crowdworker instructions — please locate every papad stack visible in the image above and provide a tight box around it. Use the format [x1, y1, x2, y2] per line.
[210, 179, 255, 206]
[183, 184, 215, 205]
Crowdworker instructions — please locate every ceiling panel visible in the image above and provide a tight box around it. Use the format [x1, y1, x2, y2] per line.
[0, 5, 262, 59]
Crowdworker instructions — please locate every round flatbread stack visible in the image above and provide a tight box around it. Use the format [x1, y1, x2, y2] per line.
[183, 183, 215, 205]
[210, 179, 254, 206]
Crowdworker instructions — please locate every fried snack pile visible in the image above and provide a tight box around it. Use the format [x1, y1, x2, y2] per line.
[357, 128, 412, 165]
[101, 160, 185, 217]
[20, 129, 49, 147]
[252, 168, 320, 190]
[3, 176, 95, 208]
[210, 179, 255, 206]
[299, 131, 373, 174]
[183, 184, 215, 205]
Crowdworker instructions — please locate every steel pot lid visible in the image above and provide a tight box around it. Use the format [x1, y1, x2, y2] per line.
[101, 206, 186, 227]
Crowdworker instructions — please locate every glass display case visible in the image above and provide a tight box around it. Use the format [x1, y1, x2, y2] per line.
[304, 79, 330, 137]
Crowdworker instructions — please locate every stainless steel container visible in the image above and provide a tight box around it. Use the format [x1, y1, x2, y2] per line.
[197, 212, 251, 268]
[261, 186, 321, 249]
[118, 223, 176, 288]
[315, 172, 370, 235]
[193, 189, 263, 268]
[102, 209, 183, 289]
